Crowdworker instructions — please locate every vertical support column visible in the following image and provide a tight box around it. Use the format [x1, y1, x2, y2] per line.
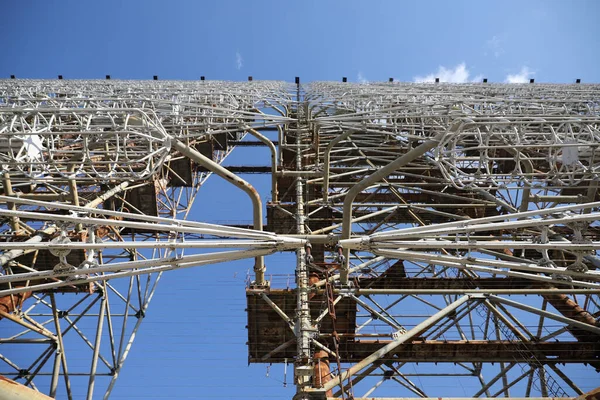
[312, 122, 320, 166]
[293, 86, 315, 396]
[247, 128, 278, 202]
[86, 292, 107, 400]
[68, 163, 83, 233]
[49, 340, 61, 397]
[50, 293, 73, 400]
[2, 172, 20, 232]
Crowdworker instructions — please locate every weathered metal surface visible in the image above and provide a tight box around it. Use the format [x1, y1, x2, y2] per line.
[543, 293, 599, 339]
[313, 350, 332, 396]
[576, 387, 600, 400]
[0, 375, 54, 400]
[333, 340, 599, 364]
[2, 79, 600, 398]
[0, 290, 31, 318]
[246, 289, 356, 362]
[0, 79, 291, 398]
[259, 81, 600, 398]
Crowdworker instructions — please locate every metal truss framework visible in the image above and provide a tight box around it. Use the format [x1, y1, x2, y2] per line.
[0, 79, 599, 399]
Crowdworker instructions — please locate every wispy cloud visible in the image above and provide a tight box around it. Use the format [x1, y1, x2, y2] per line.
[484, 35, 504, 58]
[357, 72, 368, 83]
[235, 51, 243, 70]
[505, 66, 534, 83]
[414, 63, 482, 83]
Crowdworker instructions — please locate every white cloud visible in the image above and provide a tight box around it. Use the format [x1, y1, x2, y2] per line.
[235, 51, 243, 70]
[505, 66, 534, 83]
[414, 63, 478, 83]
[485, 35, 504, 58]
[357, 72, 368, 83]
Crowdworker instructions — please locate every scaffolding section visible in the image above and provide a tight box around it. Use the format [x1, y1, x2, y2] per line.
[0, 78, 599, 399]
[250, 81, 600, 399]
[0, 78, 293, 399]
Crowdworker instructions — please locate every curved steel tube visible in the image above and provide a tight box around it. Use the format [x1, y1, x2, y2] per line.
[322, 129, 354, 203]
[171, 139, 266, 285]
[339, 130, 448, 284]
[246, 128, 278, 202]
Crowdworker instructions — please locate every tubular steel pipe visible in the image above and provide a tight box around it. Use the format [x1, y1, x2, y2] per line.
[0, 226, 57, 267]
[488, 295, 600, 336]
[260, 292, 295, 330]
[0, 248, 275, 295]
[285, 234, 338, 244]
[539, 292, 600, 367]
[0, 239, 299, 251]
[246, 128, 279, 202]
[172, 139, 266, 285]
[351, 289, 600, 295]
[86, 294, 106, 400]
[85, 181, 131, 209]
[0, 194, 270, 240]
[366, 201, 600, 240]
[0, 179, 132, 359]
[543, 293, 598, 328]
[503, 148, 600, 270]
[49, 293, 72, 399]
[0, 375, 54, 400]
[339, 130, 447, 284]
[2, 173, 20, 232]
[277, 171, 323, 177]
[0, 181, 131, 268]
[322, 129, 354, 203]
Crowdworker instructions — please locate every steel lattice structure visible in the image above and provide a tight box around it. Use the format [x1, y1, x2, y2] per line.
[0, 79, 599, 399]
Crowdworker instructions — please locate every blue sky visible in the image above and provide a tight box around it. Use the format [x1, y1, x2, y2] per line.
[2, 1, 600, 399]
[2, 0, 599, 83]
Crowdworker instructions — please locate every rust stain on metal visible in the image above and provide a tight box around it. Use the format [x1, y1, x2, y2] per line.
[308, 273, 320, 300]
[542, 293, 600, 371]
[576, 387, 600, 400]
[543, 293, 598, 328]
[312, 350, 332, 397]
[0, 375, 17, 384]
[0, 290, 32, 320]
